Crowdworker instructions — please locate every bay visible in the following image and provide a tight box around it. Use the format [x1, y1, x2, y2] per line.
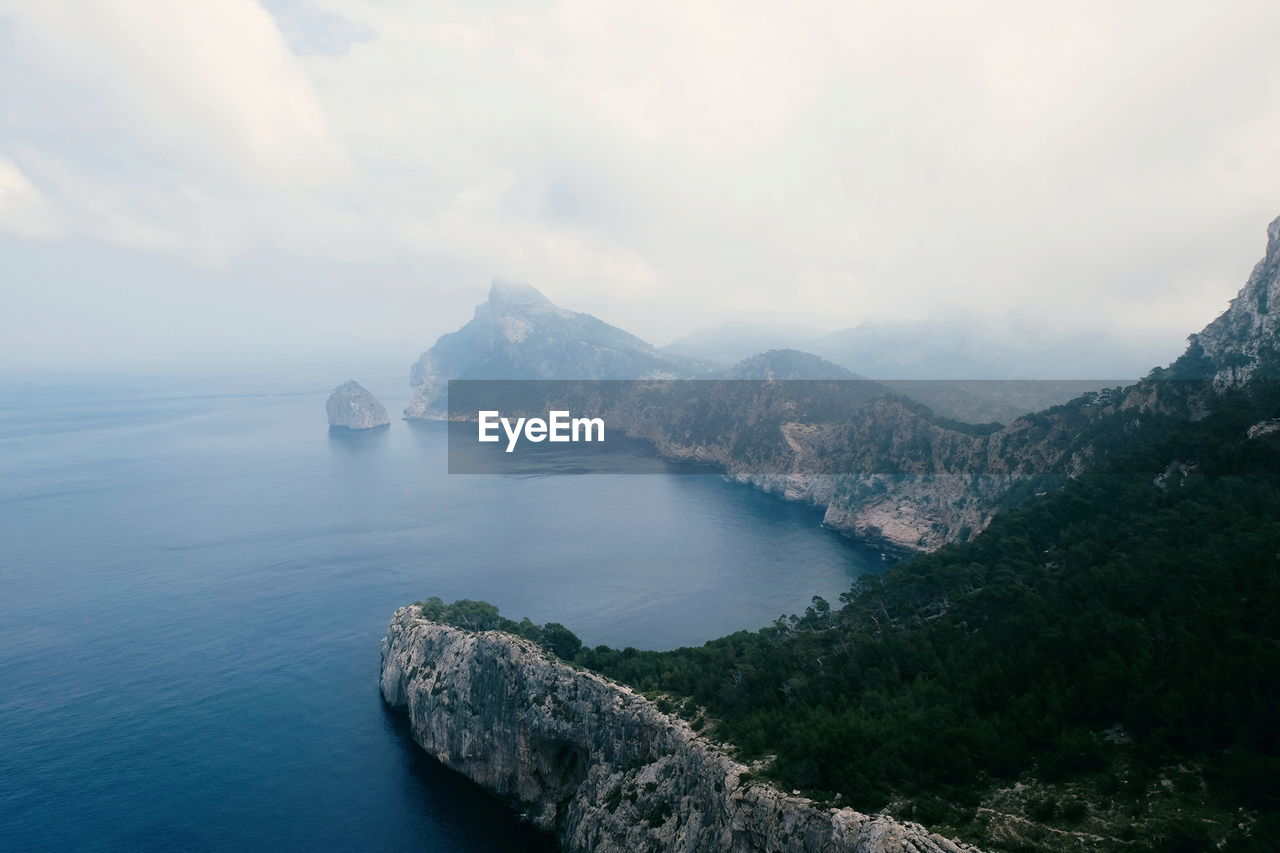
[0, 374, 884, 852]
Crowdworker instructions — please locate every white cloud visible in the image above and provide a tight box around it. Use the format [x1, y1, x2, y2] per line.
[1, 0, 1279, 370]
[2, 1, 342, 185]
[0, 155, 58, 238]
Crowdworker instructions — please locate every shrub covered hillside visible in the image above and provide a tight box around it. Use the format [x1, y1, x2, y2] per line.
[570, 383, 1279, 852]
[411, 382, 1278, 851]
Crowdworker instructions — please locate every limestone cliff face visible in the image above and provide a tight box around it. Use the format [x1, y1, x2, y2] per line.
[326, 380, 390, 430]
[380, 607, 976, 853]
[1184, 214, 1280, 386]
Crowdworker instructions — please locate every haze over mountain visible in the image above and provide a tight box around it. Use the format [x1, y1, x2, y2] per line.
[406, 280, 1150, 424]
[718, 349, 863, 381]
[409, 215, 1280, 551]
[664, 318, 1179, 380]
[664, 324, 832, 367]
[404, 279, 714, 418]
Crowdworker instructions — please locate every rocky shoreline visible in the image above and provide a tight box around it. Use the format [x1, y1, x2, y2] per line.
[380, 606, 976, 853]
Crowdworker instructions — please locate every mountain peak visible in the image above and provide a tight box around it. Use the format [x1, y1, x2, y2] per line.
[487, 278, 554, 310]
[1174, 213, 1280, 383]
[724, 349, 862, 380]
[406, 278, 715, 410]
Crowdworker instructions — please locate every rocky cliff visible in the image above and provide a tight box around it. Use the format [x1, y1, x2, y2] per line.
[1178, 214, 1280, 385]
[326, 380, 390, 429]
[380, 606, 976, 853]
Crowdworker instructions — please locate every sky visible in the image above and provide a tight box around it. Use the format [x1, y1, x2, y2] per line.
[2, 0, 1279, 377]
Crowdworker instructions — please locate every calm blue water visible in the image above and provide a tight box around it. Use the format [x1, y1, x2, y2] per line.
[0, 374, 885, 852]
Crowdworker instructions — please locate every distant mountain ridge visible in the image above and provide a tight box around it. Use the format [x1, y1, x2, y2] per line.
[718, 349, 864, 380]
[404, 216, 1279, 551]
[663, 323, 830, 366]
[663, 318, 1174, 382]
[804, 320, 1168, 380]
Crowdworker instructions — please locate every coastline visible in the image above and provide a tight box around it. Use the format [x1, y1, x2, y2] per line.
[380, 606, 976, 853]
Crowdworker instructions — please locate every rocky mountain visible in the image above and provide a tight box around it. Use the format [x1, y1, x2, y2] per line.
[380, 606, 974, 853]
[406, 282, 1106, 425]
[405, 279, 712, 418]
[736, 216, 1280, 548]
[720, 349, 863, 380]
[1172, 214, 1280, 385]
[325, 380, 389, 430]
[664, 318, 1166, 421]
[382, 217, 1280, 852]
[406, 216, 1279, 551]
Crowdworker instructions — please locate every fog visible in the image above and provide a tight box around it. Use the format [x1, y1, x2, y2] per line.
[2, 1, 1279, 377]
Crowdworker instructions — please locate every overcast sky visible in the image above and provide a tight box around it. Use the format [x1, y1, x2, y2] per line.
[2, 0, 1279, 376]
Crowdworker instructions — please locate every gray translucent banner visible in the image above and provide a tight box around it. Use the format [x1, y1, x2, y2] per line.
[438, 378, 1187, 476]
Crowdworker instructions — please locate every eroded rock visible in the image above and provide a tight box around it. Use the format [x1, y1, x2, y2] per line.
[380, 607, 976, 853]
[326, 380, 390, 430]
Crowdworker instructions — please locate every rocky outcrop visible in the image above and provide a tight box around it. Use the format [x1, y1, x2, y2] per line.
[380, 607, 976, 853]
[1181, 215, 1280, 386]
[1153, 460, 1197, 490]
[326, 380, 389, 430]
[1247, 418, 1280, 440]
[405, 279, 712, 419]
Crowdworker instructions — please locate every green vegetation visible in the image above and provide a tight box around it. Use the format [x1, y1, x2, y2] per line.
[412, 596, 582, 660]
[418, 381, 1280, 851]
[575, 384, 1279, 850]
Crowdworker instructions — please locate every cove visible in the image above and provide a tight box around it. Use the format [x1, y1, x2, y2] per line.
[0, 375, 886, 851]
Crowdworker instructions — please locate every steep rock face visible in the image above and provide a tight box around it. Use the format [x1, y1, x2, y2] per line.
[405, 279, 711, 418]
[1183, 215, 1280, 385]
[326, 380, 390, 429]
[380, 607, 976, 853]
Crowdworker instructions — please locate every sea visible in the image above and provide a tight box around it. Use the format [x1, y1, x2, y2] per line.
[0, 372, 886, 852]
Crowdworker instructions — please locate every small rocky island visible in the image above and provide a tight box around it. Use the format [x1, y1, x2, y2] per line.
[326, 380, 390, 430]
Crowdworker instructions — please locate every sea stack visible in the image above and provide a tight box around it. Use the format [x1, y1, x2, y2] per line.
[326, 380, 390, 430]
